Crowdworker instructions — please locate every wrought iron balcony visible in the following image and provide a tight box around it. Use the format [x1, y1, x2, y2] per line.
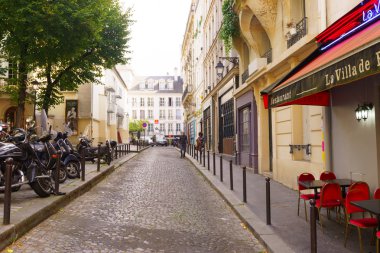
[287, 17, 308, 48]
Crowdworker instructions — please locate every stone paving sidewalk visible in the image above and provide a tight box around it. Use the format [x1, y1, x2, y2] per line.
[184, 148, 376, 253]
[0, 150, 142, 251]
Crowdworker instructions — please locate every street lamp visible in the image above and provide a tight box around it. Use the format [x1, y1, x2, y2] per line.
[215, 57, 239, 78]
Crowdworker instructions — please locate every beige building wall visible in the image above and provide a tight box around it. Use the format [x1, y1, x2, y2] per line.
[234, 0, 362, 189]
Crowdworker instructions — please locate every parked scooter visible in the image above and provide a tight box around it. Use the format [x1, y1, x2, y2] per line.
[0, 127, 52, 197]
[76, 136, 113, 165]
[54, 132, 80, 179]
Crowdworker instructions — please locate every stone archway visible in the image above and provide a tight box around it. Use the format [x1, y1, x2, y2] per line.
[4, 106, 17, 130]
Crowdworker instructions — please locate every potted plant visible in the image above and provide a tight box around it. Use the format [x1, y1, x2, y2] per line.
[286, 21, 297, 35]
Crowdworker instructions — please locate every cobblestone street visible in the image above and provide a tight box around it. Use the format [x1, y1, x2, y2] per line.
[4, 147, 265, 253]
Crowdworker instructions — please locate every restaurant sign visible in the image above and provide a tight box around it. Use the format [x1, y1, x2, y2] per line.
[270, 41, 380, 108]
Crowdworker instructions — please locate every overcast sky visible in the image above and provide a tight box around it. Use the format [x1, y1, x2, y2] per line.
[121, 0, 192, 76]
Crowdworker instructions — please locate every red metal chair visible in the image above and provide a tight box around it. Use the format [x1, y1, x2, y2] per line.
[342, 182, 370, 221]
[316, 183, 342, 231]
[374, 188, 380, 199]
[348, 181, 370, 199]
[344, 189, 378, 252]
[297, 173, 316, 221]
[320, 171, 336, 180]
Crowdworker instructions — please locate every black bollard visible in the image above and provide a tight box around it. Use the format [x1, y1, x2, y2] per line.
[220, 155, 223, 182]
[235, 152, 238, 165]
[213, 152, 216, 175]
[115, 145, 118, 159]
[310, 199, 317, 253]
[97, 143, 101, 172]
[199, 149, 202, 164]
[207, 150, 210, 170]
[229, 160, 233, 190]
[203, 148, 205, 167]
[55, 151, 61, 194]
[80, 148, 86, 181]
[137, 141, 139, 152]
[243, 166, 247, 203]
[266, 177, 271, 225]
[3, 158, 13, 225]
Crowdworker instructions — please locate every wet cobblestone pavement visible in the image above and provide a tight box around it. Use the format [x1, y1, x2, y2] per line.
[4, 147, 265, 253]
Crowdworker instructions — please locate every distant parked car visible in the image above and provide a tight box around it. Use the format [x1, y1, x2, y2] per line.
[155, 137, 168, 146]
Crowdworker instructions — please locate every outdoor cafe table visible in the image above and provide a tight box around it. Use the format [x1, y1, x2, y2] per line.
[298, 179, 354, 198]
[351, 199, 380, 230]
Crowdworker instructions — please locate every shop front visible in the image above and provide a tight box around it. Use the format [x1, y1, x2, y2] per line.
[263, 1, 380, 190]
[236, 90, 258, 170]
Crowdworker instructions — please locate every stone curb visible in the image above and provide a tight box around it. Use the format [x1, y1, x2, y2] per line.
[181, 149, 294, 253]
[0, 149, 147, 251]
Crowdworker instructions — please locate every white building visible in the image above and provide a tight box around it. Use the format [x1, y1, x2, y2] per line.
[126, 75, 184, 138]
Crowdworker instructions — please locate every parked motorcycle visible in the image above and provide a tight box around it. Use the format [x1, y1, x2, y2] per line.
[0, 127, 52, 197]
[31, 128, 68, 184]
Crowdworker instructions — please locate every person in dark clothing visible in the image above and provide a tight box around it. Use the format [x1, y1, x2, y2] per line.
[179, 132, 188, 158]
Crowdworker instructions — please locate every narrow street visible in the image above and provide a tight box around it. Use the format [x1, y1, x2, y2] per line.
[4, 147, 265, 253]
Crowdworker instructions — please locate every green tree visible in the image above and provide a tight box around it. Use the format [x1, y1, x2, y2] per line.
[0, 0, 132, 126]
[220, 0, 239, 53]
[129, 120, 147, 133]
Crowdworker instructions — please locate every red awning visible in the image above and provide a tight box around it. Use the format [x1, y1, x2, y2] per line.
[265, 19, 380, 108]
[274, 20, 380, 93]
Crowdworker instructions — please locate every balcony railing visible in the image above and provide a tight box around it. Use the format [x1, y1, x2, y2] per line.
[261, 48, 272, 64]
[241, 69, 249, 85]
[182, 85, 193, 101]
[287, 17, 308, 48]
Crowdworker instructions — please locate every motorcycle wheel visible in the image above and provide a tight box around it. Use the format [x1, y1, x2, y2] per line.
[58, 161, 68, 183]
[66, 161, 80, 179]
[30, 166, 51, 198]
[11, 178, 22, 192]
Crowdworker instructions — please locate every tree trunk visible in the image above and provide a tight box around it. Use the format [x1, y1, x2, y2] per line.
[16, 61, 28, 128]
[42, 63, 53, 115]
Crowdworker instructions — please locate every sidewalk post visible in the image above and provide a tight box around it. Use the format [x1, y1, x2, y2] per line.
[121, 144, 123, 156]
[128, 144, 130, 154]
[213, 152, 216, 175]
[55, 151, 62, 194]
[137, 141, 139, 152]
[3, 158, 13, 225]
[229, 160, 233, 190]
[266, 177, 271, 225]
[97, 143, 101, 172]
[199, 149, 202, 164]
[115, 145, 118, 159]
[310, 199, 317, 253]
[220, 155, 223, 182]
[203, 148, 205, 167]
[207, 150, 210, 170]
[80, 148, 86, 181]
[196, 148, 199, 162]
[243, 166, 247, 203]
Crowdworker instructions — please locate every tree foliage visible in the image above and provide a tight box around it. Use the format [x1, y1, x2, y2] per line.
[129, 120, 148, 133]
[0, 0, 133, 124]
[220, 0, 239, 53]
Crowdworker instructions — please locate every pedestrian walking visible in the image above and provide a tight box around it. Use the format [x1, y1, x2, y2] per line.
[179, 132, 188, 158]
[196, 132, 204, 157]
